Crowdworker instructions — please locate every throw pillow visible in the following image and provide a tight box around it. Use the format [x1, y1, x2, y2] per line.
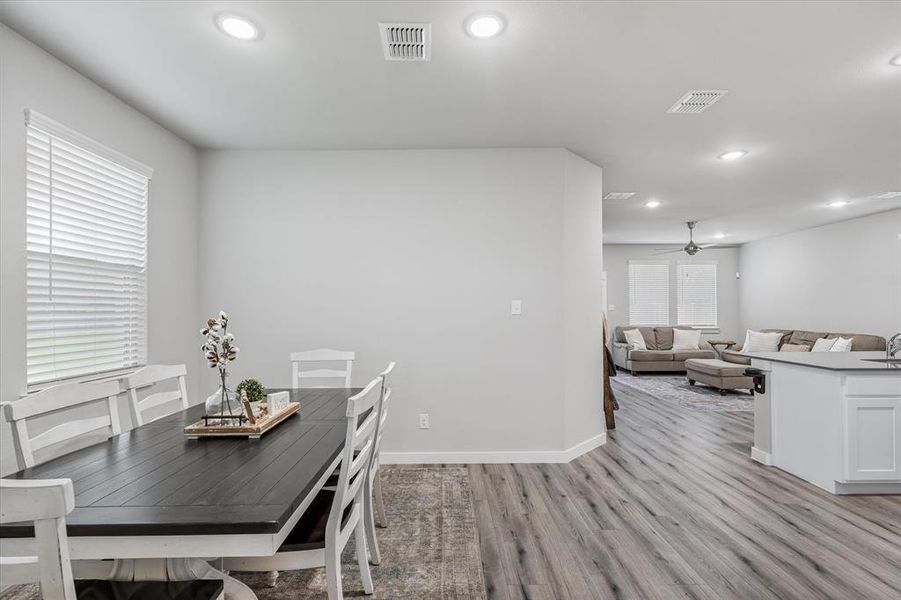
[829, 337, 853, 352]
[672, 328, 702, 350]
[780, 344, 810, 352]
[811, 337, 837, 352]
[741, 329, 783, 353]
[623, 328, 648, 350]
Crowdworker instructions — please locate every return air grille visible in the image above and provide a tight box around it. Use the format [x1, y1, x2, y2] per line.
[603, 192, 636, 200]
[667, 90, 728, 114]
[380, 23, 431, 61]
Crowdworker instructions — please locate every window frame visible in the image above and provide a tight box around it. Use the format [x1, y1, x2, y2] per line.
[627, 260, 671, 326]
[676, 260, 718, 329]
[24, 110, 153, 391]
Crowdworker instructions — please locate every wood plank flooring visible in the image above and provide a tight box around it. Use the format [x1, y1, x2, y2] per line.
[469, 380, 901, 600]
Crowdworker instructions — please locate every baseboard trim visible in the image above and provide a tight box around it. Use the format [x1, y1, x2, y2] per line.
[381, 432, 607, 465]
[751, 446, 772, 465]
[833, 481, 901, 495]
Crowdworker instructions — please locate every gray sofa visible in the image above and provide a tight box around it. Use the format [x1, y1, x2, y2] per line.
[612, 326, 716, 374]
[719, 329, 887, 365]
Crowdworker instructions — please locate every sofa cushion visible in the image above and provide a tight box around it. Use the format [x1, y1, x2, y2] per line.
[630, 350, 673, 361]
[673, 349, 716, 361]
[721, 349, 751, 365]
[623, 328, 648, 350]
[614, 326, 657, 349]
[788, 330, 827, 347]
[826, 333, 886, 351]
[780, 344, 810, 352]
[685, 358, 749, 378]
[654, 327, 674, 350]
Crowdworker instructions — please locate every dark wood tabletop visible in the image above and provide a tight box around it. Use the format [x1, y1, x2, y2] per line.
[1, 388, 358, 538]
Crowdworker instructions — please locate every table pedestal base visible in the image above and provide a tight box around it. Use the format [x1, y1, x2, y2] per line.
[106, 558, 256, 600]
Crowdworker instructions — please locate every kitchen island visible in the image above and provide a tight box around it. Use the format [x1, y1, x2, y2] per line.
[742, 350, 900, 495]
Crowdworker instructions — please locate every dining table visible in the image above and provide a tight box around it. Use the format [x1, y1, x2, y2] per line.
[0, 387, 360, 600]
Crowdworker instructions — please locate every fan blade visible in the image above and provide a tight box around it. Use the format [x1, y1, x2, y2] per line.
[698, 243, 741, 249]
[653, 246, 681, 250]
[653, 249, 686, 255]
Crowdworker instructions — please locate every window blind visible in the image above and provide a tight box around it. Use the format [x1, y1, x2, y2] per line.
[677, 261, 717, 328]
[628, 261, 670, 325]
[26, 110, 152, 387]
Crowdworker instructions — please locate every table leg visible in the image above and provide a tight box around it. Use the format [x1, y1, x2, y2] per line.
[107, 558, 257, 600]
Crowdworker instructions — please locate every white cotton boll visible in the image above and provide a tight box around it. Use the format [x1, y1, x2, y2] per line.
[219, 311, 228, 320]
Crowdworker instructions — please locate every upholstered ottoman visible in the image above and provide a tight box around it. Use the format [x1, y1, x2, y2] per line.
[684, 358, 754, 395]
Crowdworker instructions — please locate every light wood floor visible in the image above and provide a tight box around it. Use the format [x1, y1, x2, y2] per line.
[469, 380, 901, 600]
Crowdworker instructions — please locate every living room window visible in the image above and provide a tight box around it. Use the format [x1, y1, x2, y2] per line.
[676, 261, 717, 328]
[25, 110, 152, 387]
[628, 260, 669, 325]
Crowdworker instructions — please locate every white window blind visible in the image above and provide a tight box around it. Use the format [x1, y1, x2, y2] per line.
[628, 261, 670, 325]
[26, 110, 152, 387]
[677, 261, 718, 328]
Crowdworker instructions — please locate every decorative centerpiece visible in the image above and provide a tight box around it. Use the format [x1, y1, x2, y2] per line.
[201, 311, 241, 420]
[186, 313, 300, 439]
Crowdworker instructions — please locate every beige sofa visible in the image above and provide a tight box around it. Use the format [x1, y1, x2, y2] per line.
[684, 329, 887, 395]
[719, 329, 887, 365]
[612, 326, 716, 374]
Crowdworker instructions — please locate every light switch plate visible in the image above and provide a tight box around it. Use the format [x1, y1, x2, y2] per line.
[511, 300, 522, 315]
[418, 413, 430, 429]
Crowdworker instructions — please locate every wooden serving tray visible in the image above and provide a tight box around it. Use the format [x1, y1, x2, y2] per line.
[185, 402, 300, 439]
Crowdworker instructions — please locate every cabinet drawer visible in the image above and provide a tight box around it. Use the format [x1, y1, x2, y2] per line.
[844, 375, 901, 397]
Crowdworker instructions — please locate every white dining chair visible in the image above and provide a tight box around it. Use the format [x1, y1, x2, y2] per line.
[363, 361, 395, 565]
[225, 376, 382, 599]
[120, 364, 190, 427]
[2, 380, 121, 470]
[0, 478, 225, 600]
[290, 349, 355, 388]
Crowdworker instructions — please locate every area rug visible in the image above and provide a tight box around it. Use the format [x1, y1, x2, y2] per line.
[1, 466, 487, 600]
[612, 372, 753, 411]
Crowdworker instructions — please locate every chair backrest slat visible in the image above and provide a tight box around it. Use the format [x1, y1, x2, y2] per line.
[371, 362, 396, 473]
[121, 364, 189, 427]
[2, 380, 121, 469]
[290, 349, 354, 389]
[0, 479, 76, 600]
[327, 376, 381, 543]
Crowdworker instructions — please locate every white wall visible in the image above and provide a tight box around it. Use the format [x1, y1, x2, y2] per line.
[0, 25, 201, 475]
[740, 209, 901, 339]
[198, 148, 605, 461]
[602, 245, 743, 342]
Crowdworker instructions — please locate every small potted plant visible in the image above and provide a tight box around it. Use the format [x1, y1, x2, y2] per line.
[237, 378, 265, 406]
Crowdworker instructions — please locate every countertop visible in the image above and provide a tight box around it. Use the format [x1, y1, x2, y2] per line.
[742, 351, 901, 372]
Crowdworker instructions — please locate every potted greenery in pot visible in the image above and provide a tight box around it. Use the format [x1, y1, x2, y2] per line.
[237, 378, 265, 406]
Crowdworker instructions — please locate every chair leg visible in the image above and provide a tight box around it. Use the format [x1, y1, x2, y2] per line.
[364, 476, 381, 565]
[326, 544, 343, 600]
[355, 518, 374, 595]
[373, 472, 387, 528]
[266, 570, 279, 587]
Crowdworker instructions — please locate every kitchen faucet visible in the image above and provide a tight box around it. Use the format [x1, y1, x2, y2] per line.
[889, 333, 901, 360]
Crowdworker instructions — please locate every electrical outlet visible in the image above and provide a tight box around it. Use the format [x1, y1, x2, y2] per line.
[511, 299, 522, 315]
[418, 413, 430, 429]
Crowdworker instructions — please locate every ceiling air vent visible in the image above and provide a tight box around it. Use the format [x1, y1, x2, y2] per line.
[667, 90, 728, 114]
[379, 23, 431, 61]
[603, 192, 636, 201]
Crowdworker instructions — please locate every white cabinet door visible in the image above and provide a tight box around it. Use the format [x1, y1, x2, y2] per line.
[844, 397, 901, 481]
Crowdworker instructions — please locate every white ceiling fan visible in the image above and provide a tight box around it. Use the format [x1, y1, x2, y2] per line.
[654, 221, 738, 256]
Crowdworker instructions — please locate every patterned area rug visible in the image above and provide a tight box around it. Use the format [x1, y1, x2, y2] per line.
[1, 465, 487, 600]
[612, 372, 753, 411]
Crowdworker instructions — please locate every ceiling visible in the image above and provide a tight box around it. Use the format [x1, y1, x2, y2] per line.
[1, 1, 899, 244]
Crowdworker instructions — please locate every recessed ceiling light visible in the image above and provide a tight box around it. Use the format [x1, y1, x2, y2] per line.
[465, 13, 505, 39]
[216, 14, 259, 40]
[827, 200, 849, 208]
[890, 53, 901, 67]
[714, 232, 727, 239]
[644, 200, 661, 208]
[718, 150, 747, 161]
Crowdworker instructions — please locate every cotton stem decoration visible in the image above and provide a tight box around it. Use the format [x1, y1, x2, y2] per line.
[201, 311, 240, 415]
